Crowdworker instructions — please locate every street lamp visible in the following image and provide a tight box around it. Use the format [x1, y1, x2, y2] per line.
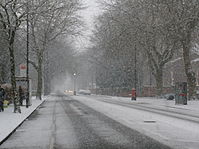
[26, 1, 30, 108]
[197, 70, 199, 86]
[73, 73, 77, 95]
[134, 44, 137, 100]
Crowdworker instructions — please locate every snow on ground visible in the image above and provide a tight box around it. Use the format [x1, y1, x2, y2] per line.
[92, 95, 199, 115]
[0, 97, 44, 144]
[73, 95, 199, 149]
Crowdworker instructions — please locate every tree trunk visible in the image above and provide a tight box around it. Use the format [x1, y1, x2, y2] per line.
[1, 64, 7, 84]
[36, 53, 43, 100]
[9, 44, 16, 91]
[0, 66, 3, 84]
[182, 42, 196, 100]
[9, 38, 20, 112]
[155, 68, 163, 96]
[44, 51, 51, 95]
[44, 70, 51, 95]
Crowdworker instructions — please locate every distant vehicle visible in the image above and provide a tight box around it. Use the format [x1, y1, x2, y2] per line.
[78, 89, 91, 95]
[65, 90, 74, 95]
[163, 93, 175, 100]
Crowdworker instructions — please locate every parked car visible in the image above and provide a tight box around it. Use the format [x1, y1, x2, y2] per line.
[78, 89, 91, 95]
[163, 93, 175, 100]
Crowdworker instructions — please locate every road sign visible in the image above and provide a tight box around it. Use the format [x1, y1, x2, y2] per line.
[20, 64, 27, 77]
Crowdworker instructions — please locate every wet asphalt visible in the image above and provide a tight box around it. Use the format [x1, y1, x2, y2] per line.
[0, 95, 172, 149]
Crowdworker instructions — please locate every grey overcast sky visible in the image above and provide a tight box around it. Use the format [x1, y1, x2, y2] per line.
[75, 0, 101, 51]
[82, 0, 100, 30]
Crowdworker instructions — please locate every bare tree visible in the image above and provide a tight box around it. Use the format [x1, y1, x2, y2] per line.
[0, 0, 28, 112]
[136, 0, 179, 95]
[92, 0, 178, 95]
[47, 38, 76, 86]
[90, 11, 140, 90]
[93, 0, 199, 97]
[28, 0, 83, 99]
[165, 0, 199, 99]
[0, 26, 9, 84]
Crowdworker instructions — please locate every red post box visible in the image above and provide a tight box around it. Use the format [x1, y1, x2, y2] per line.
[131, 88, 136, 100]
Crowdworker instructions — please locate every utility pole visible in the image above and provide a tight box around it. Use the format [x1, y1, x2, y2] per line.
[26, 1, 30, 108]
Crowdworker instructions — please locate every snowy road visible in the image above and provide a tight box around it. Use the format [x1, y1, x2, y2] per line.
[0, 95, 171, 149]
[72, 95, 199, 149]
[95, 98, 199, 123]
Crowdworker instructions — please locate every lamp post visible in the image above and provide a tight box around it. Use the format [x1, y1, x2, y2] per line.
[73, 73, 77, 95]
[197, 70, 199, 86]
[134, 44, 137, 100]
[26, 1, 30, 108]
[149, 66, 152, 97]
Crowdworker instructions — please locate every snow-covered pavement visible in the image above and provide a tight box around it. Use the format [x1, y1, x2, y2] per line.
[0, 97, 44, 145]
[1, 95, 171, 149]
[1, 94, 199, 149]
[73, 95, 199, 149]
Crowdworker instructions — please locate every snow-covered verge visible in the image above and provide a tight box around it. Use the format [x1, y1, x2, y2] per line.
[72, 95, 199, 149]
[0, 97, 45, 144]
[89, 95, 199, 115]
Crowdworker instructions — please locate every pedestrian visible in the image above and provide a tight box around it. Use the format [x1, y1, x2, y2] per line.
[0, 85, 5, 112]
[18, 86, 24, 106]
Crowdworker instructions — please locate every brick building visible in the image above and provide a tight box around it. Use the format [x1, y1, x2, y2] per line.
[141, 53, 199, 96]
[165, 55, 199, 87]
